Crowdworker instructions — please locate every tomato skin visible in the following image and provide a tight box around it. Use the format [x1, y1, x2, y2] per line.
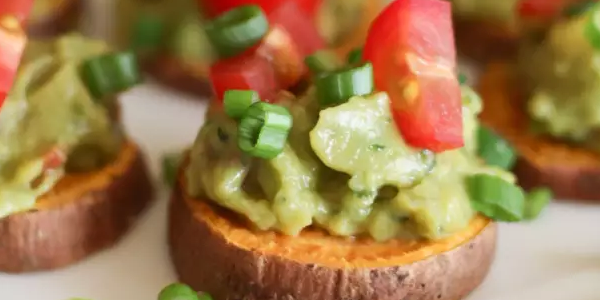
[200, 0, 322, 19]
[517, 0, 569, 19]
[209, 53, 279, 102]
[0, 1, 34, 25]
[363, 0, 463, 152]
[256, 27, 305, 90]
[0, 16, 28, 110]
[266, 0, 325, 56]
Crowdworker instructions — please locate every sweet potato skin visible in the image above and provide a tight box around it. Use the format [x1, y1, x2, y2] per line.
[27, 0, 82, 38]
[169, 172, 497, 300]
[479, 63, 600, 201]
[0, 142, 154, 273]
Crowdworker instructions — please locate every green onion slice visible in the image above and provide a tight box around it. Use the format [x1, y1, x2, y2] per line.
[80, 51, 142, 99]
[315, 62, 374, 107]
[162, 152, 183, 187]
[347, 47, 363, 64]
[466, 174, 525, 222]
[458, 73, 467, 85]
[130, 13, 165, 53]
[224, 89, 260, 119]
[204, 5, 268, 58]
[524, 187, 553, 220]
[158, 283, 200, 300]
[238, 102, 293, 159]
[584, 4, 600, 50]
[304, 50, 342, 74]
[477, 126, 516, 170]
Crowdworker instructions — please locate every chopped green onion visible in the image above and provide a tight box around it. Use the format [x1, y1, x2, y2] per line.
[564, 0, 596, 17]
[80, 51, 142, 99]
[162, 152, 183, 187]
[347, 47, 363, 64]
[458, 73, 467, 85]
[584, 4, 600, 50]
[477, 126, 516, 170]
[238, 102, 293, 159]
[304, 50, 342, 74]
[315, 62, 374, 107]
[224, 89, 260, 119]
[158, 283, 199, 300]
[204, 5, 268, 58]
[466, 174, 525, 222]
[524, 187, 552, 220]
[130, 13, 165, 53]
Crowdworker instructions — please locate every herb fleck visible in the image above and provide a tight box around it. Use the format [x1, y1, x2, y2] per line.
[369, 144, 386, 151]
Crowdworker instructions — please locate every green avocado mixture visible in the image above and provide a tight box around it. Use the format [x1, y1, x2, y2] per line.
[185, 85, 515, 241]
[116, 0, 368, 63]
[519, 11, 600, 148]
[449, 0, 518, 23]
[0, 34, 123, 218]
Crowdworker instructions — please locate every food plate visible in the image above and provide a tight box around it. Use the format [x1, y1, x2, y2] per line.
[0, 80, 599, 300]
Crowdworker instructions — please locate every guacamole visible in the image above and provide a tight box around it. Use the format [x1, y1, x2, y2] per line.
[519, 13, 600, 146]
[186, 86, 514, 241]
[0, 34, 123, 218]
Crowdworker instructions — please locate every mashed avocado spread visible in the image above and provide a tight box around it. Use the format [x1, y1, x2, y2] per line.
[0, 34, 123, 218]
[186, 86, 514, 241]
[519, 12, 600, 147]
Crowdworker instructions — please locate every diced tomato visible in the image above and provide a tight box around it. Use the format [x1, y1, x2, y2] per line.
[0, 0, 35, 25]
[43, 147, 67, 170]
[256, 27, 305, 90]
[267, 0, 325, 56]
[363, 0, 463, 152]
[200, 0, 322, 19]
[517, 0, 570, 19]
[209, 52, 280, 102]
[0, 15, 28, 110]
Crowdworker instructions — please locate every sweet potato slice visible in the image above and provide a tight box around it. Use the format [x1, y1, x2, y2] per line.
[478, 63, 600, 201]
[145, 0, 382, 98]
[454, 19, 518, 62]
[169, 160, 497, 300]
[27, 0, 82, 37]
[0, 141, 154, 273]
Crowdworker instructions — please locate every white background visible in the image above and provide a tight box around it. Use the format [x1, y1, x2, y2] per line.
[2, 1, 600, 299]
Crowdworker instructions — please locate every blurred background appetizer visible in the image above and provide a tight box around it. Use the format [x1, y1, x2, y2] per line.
[114, 0, 383, 97]
[479, 2, 600, 200]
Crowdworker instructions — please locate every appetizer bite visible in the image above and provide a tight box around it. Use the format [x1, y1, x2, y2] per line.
[450, 0, 592, 61]
[116, 0, 382, 97]
[167, 0, 549, 299]
[0, 31, 153, 273]
[1, 0, 82, 37]
[479, 3, 600, 200]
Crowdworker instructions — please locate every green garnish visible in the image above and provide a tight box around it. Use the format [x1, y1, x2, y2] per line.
[466, 174, 525, 222]
[458, 73, 467, 85]
[238, 102, 293, 159]
[315, 62, 374, 107]
[158, 283, 200, 300]
[204, 5, 268, 58]
[524, 187, 553, 220]
[477, 126, 516, 170]
[304, 50, 342, 74]
[369, 144, 386, 151]
[162, 152, 183, 187]
[80, 51, 142, 99]
[130, 13, 165, 53]
[224, 89, 260, 119]
[584, 4, 600, 50]
[347, 47, 363, 64]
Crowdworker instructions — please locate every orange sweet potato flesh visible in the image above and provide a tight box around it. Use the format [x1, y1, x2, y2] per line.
[145, 0, 382, 98]
[27, 0, 82, 38]
[479, 63, 600, 201]
[169, 160, 497, 300]
[0, 141, 154, 273]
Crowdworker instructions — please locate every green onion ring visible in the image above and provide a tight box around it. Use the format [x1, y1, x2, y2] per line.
[315, 62, 374, 107]
[237, 102, 293, 159]
[224, 89, 260, 119]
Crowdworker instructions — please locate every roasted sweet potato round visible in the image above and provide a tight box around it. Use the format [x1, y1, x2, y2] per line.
[479, 63, 600, 201]
[27, 0, 82, 38]
[145, 0, 382, 98]
[0, 141, 154, 273]
[168, 161, 497, 300]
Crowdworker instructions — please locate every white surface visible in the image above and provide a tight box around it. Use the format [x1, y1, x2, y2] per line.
[0, 80, 599, 300]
